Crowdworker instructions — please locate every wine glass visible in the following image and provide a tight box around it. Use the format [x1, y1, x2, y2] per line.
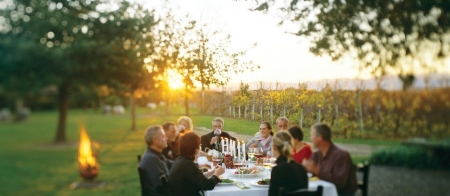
[212, 152, 223, 166]
[247, 148, 257, 162]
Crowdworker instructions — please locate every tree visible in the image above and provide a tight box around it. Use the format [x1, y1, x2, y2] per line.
[251, 0, 450, 84]
[0, 0, 159, 141]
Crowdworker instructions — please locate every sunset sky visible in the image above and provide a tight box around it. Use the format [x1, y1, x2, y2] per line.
[145, 0, 450, 90]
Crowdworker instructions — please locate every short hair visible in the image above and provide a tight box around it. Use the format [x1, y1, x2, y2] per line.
[144, 125, 162, 146]
[179, 132, 200, 159]
[260, 121, 274, 136]
[212, 117, 224, 127]
[312, 123, 332, 141]
[162, 122, 175, 132]
[177, 116, 193, 131]
[272, 131, 294, 161]
[288, 125, 304, 141]
[276, 117, 289, 124]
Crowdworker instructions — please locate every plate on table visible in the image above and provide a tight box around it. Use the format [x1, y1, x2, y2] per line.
[249, 180, 270, 187]
[217, 178, 234, 185]
[229, 168, 262, 177]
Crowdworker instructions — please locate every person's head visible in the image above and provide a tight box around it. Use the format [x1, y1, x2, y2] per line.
[271, 131, 294, 160]
[259, 121, 273, 138]
[179, 132, 201, 160]
[162, 122, 177, 143]
[212, 117, 224, 131]
[310, 123, 332, 148]
[276, 117, 289, 131]
[177, 116, 193, 131]
[144, 125, 167, 152]
[288, 125, 304, 145]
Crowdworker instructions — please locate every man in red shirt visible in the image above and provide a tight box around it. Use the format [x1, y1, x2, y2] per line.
[302, 123, 358, 196]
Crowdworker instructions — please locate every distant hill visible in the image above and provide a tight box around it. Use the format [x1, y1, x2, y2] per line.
[217, 73, 450, 91]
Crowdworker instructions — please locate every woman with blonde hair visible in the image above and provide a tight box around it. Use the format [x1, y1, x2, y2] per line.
[268, 131, 308, 196]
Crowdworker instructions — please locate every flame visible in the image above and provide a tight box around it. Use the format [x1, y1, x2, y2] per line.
[78, 126, 99, 179]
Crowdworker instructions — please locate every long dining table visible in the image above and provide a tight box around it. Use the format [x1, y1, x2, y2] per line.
[197, 156, 338, 196]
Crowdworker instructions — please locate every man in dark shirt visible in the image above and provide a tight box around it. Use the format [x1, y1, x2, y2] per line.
[302, 123, 358, 196]
[200, 117, 237, 151]
[161, 122, 177, 160]
[138, 125, 172, 196]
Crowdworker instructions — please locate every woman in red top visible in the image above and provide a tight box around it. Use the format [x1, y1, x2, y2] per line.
[288, 125, 312, 164]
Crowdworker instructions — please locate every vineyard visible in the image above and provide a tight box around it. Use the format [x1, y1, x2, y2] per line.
[178, 82, 450, 140]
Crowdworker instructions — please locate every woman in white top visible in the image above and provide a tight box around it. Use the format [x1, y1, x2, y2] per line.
[246, 121, 274, 155]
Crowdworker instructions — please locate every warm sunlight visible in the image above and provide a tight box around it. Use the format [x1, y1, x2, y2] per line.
[168, 69, 184, 89]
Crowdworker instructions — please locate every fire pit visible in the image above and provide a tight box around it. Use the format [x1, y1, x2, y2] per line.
[70, 126, 104, 189]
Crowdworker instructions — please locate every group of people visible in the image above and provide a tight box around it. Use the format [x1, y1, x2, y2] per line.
[138, 116, 358, 196]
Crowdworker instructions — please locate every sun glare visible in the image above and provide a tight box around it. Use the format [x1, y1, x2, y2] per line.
[168, 70, 184, 90]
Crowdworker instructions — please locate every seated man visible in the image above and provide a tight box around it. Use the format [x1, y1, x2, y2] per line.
[200, 117, 237, 151]
[302, 123, 358, 196]
[161, 122, 177, 160]
[138, 125, 172, 196]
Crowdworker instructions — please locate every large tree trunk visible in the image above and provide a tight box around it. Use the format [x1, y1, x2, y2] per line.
[130, 90, 136, 131]
[184, 85, 189, 116]
[55, 85, 69, 143]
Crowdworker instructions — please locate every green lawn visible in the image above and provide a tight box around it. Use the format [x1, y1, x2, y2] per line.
[0, 106, 394, 195]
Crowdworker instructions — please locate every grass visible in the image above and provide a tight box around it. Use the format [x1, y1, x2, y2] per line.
[0, 106, 392, 195]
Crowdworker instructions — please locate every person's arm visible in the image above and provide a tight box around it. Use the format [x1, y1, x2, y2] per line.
[316, 153, 352, 188]
[185, 161, 220, 191]
[268, 165, 283, 196]
[245, 137, 256, 150]
[200, 134, 212, 151]
[140, 158, 165, 196]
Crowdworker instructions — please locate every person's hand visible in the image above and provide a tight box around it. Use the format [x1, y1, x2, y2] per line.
[199, 163, 212, 170]
[210, 136, 218, 145]
[198, 150, 207, 156]
[302, 159, 319, 175]
[249, 143, 258, 148]
[213, 166, 225, 176]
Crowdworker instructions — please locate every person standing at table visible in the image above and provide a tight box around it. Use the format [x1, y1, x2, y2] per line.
[200, 117, 237, 151]
[161, 122, 177, 160]
[288, 125, 313, 164]
[246, 121, 274, 155]
[168, 132, 225, 196]
[268, 131, 308, 196]
[302, 123, 357, 196]
[138, 125, 172, 196]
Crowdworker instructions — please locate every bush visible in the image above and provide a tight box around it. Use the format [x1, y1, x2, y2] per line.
[369, 145, 449, 169]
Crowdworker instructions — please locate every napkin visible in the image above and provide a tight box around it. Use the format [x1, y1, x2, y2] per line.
[309, 177, 319, 181]
[234, 181, 251, 189]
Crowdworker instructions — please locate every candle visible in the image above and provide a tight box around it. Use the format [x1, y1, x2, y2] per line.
[242, 141, 246, 161]
[221, 137, 224, 152]
[237, 140, 241, 159]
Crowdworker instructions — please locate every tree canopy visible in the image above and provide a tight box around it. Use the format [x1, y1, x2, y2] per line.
[252, 0, 450, 83]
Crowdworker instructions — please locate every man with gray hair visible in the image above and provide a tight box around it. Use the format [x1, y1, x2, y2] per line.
[302, 123, 357, 196]
[138, 125, 172, 196]
[275, 117, 289, 131]
[200, 117, 237, 151]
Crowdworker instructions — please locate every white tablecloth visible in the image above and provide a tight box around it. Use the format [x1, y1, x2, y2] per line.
[197, 156, 338, 196]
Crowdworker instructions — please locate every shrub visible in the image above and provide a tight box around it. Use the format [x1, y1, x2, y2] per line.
[369, 145, 449, 169]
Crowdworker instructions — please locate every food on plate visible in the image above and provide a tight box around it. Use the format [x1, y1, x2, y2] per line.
[250, 157, 257, 161]
[220, 178, 234, 183]
[234, 166, 260, 174]
[257, 178, 270, 185]
[199, 167, 208, 173]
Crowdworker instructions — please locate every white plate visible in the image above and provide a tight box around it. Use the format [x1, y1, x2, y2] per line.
[229, 173, 262, 178]
[217, 182, 234, 185]
[307, 173, 312, 178]
[249, 180, 270, 187]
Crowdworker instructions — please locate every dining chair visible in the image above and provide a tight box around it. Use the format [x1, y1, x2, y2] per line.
[279, 185, 323, 196]
[356, 162, 370, 196]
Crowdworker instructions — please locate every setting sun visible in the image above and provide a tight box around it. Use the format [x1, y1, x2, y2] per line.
[167, 69, 184, 90]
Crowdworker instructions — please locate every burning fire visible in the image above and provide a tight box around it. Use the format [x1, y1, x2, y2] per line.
[78, 126, 99, 180]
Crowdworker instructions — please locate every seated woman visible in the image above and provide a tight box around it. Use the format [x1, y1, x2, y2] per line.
[171, 116, 194, 159]
[288, 125, 313, 164]
[168, 132, 225, 196]
[268, 131, 308, 196]
[246, 121, 274, 155]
